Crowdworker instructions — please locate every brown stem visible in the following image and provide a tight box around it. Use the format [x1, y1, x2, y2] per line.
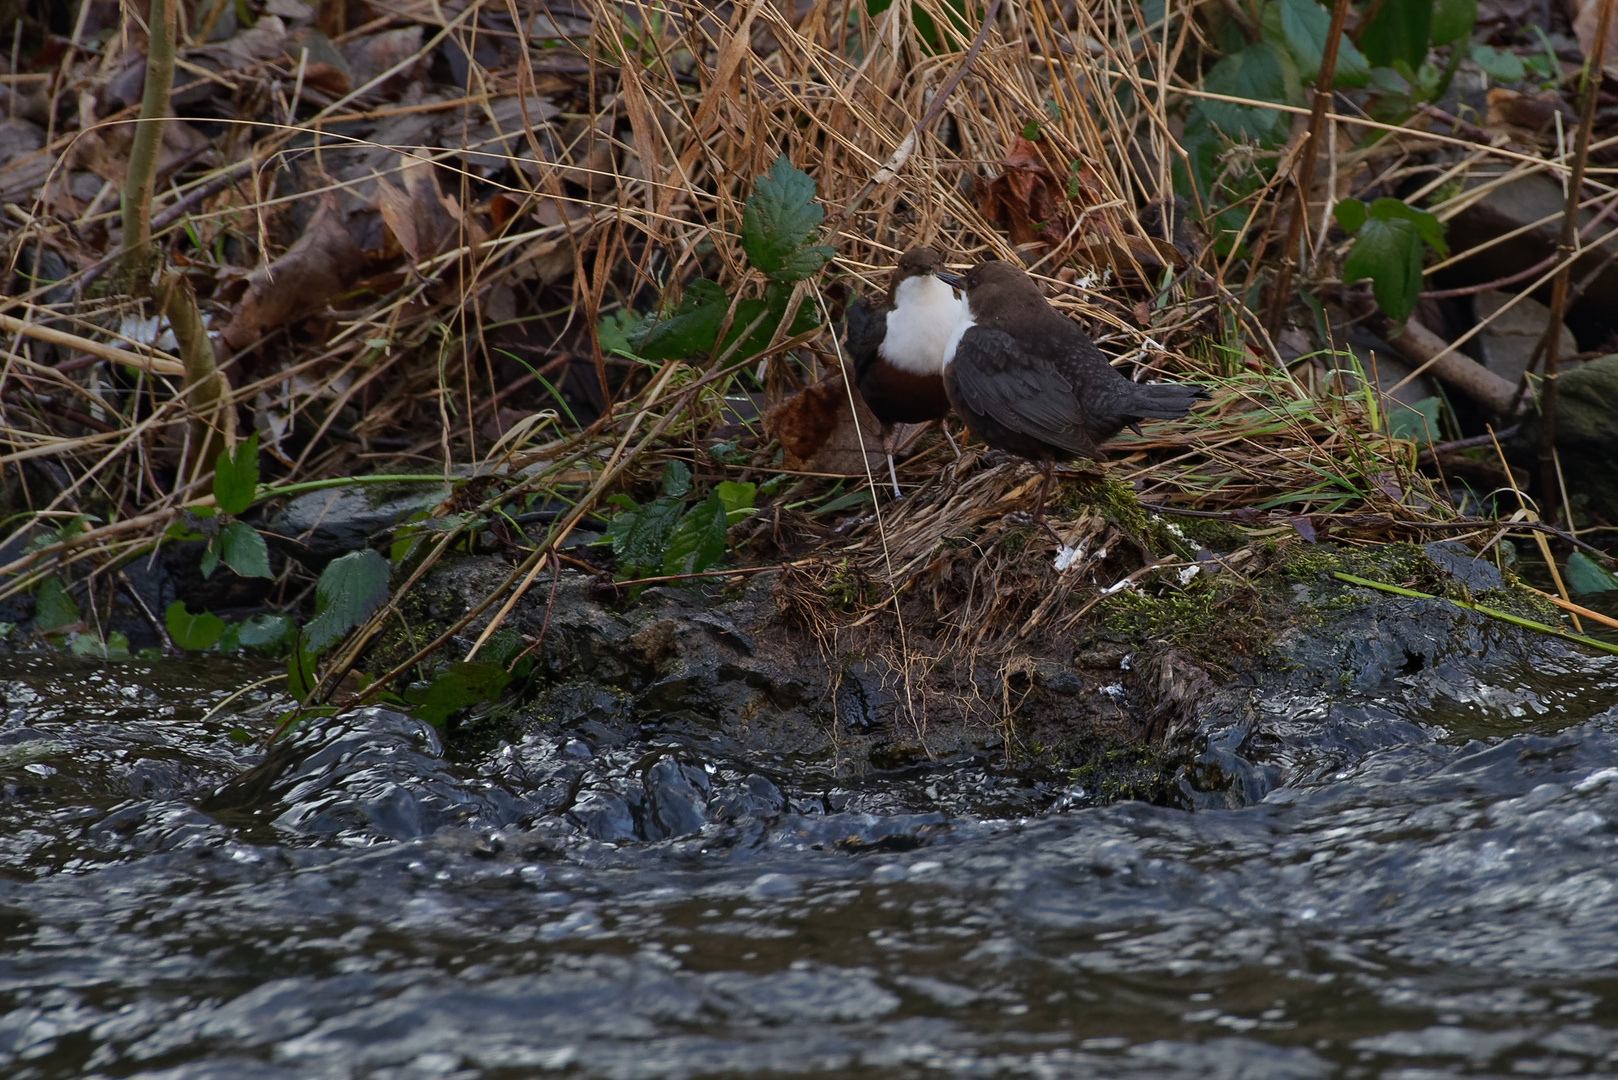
[1266, 0, 1353, 336]
[1536, 0, 1613, 523]
[120, 0, 235, 483]
[120, 0, 174, 287]
[161, 272, 234, 482]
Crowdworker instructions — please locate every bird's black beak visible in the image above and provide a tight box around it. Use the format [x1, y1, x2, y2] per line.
[934, 270, 965, 288]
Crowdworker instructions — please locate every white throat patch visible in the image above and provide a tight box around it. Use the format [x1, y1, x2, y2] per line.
[880, 274, 970, 374]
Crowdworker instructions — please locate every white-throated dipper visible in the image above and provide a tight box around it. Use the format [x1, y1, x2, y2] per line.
[936, 260, 1208, 522]
[845, 246, 968, 496]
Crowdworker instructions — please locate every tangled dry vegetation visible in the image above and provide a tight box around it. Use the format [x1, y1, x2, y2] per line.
[2, 0, 1616, 708]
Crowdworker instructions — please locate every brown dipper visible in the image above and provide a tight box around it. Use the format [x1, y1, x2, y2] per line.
[844, 247, 968, 496]
[935, 260, 1208, 521]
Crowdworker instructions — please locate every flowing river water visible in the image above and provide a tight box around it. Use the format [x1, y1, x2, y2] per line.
[4, 639, 1618, 1079]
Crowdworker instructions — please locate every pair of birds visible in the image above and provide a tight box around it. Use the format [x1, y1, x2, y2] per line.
[846, 248, 1207, 519]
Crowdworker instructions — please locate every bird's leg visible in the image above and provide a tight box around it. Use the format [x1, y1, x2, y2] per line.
[882, 431, 902, 499]
[1031, 455, 1063, 545]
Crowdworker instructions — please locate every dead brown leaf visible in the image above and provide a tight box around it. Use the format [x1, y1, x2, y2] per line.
[764, 375, 886, 474]
[221, 196, 367, 350]
[1570, 0, 1618, 71]
[375, 152, 468, 264]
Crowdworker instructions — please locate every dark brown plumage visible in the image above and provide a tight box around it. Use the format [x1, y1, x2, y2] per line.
[938, 260, 1208, 519]
[844, 247, 967, 494]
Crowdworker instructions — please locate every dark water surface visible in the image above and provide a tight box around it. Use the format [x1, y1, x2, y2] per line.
[5, 647, 1618, 1079]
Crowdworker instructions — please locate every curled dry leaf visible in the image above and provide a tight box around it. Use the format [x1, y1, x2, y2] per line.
[763, 375, 887, 474]
[375, 152, 469, 264]
[221, 197, 366, 350]
[978, 139, 1180, 279]
[976, 136, 1072, 252]
[1570, 0, 1618, 71]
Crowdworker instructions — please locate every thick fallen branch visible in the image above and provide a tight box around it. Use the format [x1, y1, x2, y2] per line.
[1387, 319, 1518, 417]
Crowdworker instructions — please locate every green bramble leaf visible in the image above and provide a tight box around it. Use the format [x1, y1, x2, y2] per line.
[1360, 0, 1430, 69]
[213, 433, 260, 516]
[1566, 551, 1618, 595]
[1387, 396, 1442, 443]
[237, 612, 296, 655]
[715, 481, 756, 523]
[304, 549, 391, 652]
[637, 279, 729, 361]
[741, 155, 835, 282]
[662, 459, 691, 498]
[215, 520, 272, 579]
[607, 495, 686, 580]
[406, 661, 512, 727]
[662, 492, 729, 577]
[34, 575, 78, 634]
[1430, 0, 1477, 45]
[1338, 198, 1446, 325]
[164, 601, 226, 651]
[1472, 44, 1525, 82]
[1262, 0, 1369, 87]
[1333, 198, 1367, 234]
[1343, 215, 1424, 324]
[1195, 41, 1302, 148]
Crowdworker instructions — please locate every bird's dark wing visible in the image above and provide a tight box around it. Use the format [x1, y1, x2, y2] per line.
[844, 297, 885, 383]
[949, 327, 1102, 459]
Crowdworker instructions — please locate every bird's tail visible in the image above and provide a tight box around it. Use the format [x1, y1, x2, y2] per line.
[1122, 381, 1209, 420]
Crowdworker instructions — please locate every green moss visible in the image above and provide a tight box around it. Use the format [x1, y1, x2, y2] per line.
[1069, 745, 1180, 805]
[1098, 574, 1265, 667]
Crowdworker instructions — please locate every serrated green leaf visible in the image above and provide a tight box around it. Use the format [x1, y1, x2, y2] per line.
[1387, 396, 1442, 442]
[34, 575, 78, 634]
[1333, 198, 1367, 233]
[741, 155, 835, 282]
[662, 492, 729, 577]
[715, 481, 756, 523]
[199, 545, 220, 579]
[165, 600, 226, 651]
[1194, 41, 1302, 148]
[70, 631, 129, 660]
[638, 279, 729, 361]
[1263, 0, 1369, 87]
[238, 612, 296, 654]
[405, 661, 512, 727]
[1566, 551, 1618, 595]
[1360, 0, 1431, 69]
[1366, 197, 1447, 255]
[213, 432, 260, 515]
[216, 521, 272, 579]
[1430, 0, 1476, 44]
[597, 308, 647, 359]
[608, 495, 686, 579]
[1342, 215, 1425, 324]
[662, 459, 691, 498]
[304, 549, 391, 652]
[1472, 44, 1525, 81]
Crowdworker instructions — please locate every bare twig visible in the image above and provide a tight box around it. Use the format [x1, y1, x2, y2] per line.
[1266, 0, 1353, 336]
[1535, 0, 1614, 523]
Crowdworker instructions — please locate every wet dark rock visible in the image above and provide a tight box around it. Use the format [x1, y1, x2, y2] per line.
[264, 481, 449, 566]
[1445, 171, 1618, 345]
[1423, 539, 1505, 592]
[1515, 354, 1618, 518]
